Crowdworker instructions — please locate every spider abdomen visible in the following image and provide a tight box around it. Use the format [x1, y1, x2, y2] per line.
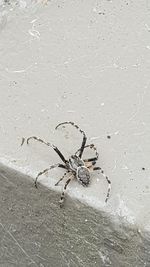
[77, 166, 90, 186]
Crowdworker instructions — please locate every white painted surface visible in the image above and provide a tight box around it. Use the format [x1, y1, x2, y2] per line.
[0, 0, 150, 229]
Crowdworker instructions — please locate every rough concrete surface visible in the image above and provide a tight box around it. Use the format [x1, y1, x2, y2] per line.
[0, 163, 150, 267]
[0, 0, 150, 265]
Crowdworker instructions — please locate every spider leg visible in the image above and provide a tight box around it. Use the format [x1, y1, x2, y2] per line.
[26, 136, 68, 164]
[35, 163, 66, 188]
[59, 174, 74, 207]
[84, 157, 98, 162]
[76, 144, 99, 162]
[85, 161, 97, 169]
[55, 121, 87, 158]
[93, 167, 111, 203]
[55, 170, 70, 186]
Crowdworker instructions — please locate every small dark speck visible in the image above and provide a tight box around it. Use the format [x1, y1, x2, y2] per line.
[107, 135, 111, 139]
[142, 167, 145, 171]
[9, 80, 17, 86]
[99, 12, 105, 15]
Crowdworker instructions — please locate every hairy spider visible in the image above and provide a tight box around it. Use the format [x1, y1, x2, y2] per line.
[25, 121, 111, 207]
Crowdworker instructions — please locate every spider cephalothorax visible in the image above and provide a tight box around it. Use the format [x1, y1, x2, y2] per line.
[69, 155, 84, 170]
[24, 121, 111, 207]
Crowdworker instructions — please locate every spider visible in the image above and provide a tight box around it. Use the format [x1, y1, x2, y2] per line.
[25, 121, 111, 207]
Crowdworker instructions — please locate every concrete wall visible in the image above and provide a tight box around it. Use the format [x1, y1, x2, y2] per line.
[0, 1, 150, 265]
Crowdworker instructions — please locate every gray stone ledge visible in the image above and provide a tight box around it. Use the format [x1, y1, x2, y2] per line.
[0, 163, 149, 267]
